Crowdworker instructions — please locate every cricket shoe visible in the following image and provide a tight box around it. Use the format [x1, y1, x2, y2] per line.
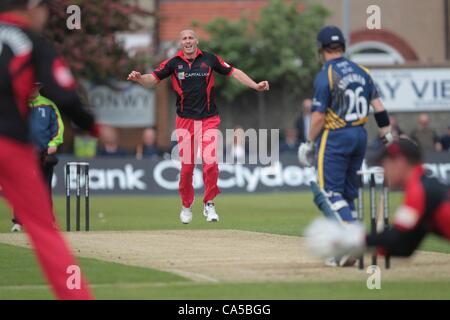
[11, 223, 22, 232]
[203, 202, 219, 222]
[180, 206, 193, 224]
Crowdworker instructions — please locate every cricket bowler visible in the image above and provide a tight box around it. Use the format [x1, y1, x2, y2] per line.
[128, 29, 269, 224]
[0, 0, 103, 299]
[305, 138, 450, 260]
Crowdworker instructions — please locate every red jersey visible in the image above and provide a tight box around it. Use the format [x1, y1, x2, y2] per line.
[0, 13, 95, 143]
[151, 49, 234, 119]
[367, 165, 449, 256]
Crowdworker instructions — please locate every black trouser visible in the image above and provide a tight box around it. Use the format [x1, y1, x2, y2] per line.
[41, 153, 58, 192]
[12, 153, 58, 225]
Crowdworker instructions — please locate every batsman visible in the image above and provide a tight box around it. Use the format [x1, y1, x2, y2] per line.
[298, 26, 393, 265]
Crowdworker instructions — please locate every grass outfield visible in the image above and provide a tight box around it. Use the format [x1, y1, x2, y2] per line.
[0, 192, 449, 299]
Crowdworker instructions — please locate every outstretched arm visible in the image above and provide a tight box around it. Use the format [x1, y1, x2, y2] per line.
[366, 226, 425, 257]
[304, 216, 425, 260]
[127, 71, 159, 88]
[231, 68, 269, 92]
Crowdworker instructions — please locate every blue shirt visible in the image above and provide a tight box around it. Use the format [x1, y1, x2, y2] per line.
[312, 57, 379, 130]
[29, 95, 64, 152]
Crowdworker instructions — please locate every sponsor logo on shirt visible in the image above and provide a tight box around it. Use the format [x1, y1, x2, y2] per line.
[178, 72, 210, 80]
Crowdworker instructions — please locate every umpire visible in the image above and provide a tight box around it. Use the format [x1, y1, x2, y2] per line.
[11, 83, 64, 232]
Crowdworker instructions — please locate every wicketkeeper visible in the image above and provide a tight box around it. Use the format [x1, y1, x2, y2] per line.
[128, 29, 269, 224]
[305, 138, 450, 260]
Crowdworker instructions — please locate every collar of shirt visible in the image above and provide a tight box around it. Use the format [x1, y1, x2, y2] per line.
[324, 56, 345, 67]
[176, 48, 203, 64]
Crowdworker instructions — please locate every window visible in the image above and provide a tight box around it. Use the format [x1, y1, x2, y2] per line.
[348, 41, 405, 66]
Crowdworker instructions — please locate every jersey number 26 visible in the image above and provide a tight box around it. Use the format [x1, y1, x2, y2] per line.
[344, 87, 368, 121]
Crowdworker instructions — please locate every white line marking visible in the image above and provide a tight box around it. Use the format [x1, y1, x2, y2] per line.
[167, 269, 220, 283]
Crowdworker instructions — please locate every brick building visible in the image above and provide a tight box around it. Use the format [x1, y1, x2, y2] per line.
[156, 0, 449, 65]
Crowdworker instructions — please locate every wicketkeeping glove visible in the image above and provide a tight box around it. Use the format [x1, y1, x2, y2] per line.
[381, 131, 394, 146]
[298, 141, 315, 167]
[304, 218, 366, 259]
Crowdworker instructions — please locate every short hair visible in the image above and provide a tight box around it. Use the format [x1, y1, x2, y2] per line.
[322, 43, 345, 53]
[0, 0, 49, 11]
[371, 137, 423, 165]
[179, 29, 198, 40]
[0, 0, 26, 11]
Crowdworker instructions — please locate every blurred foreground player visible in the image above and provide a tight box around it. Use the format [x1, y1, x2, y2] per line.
[305, 138, 450, 260]
[11, 83, 64, 232]
[0, 0, 100, 299]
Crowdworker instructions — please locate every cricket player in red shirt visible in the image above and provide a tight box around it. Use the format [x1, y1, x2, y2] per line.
[305, 138, 450, 260]
[0, 0, 103, 299]
[128, 29, 269, 224]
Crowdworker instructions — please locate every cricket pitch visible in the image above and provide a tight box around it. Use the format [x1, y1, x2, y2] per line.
[0, 230, 449, 283]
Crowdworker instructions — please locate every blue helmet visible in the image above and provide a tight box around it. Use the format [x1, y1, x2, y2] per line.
[317, 26, 346, 51]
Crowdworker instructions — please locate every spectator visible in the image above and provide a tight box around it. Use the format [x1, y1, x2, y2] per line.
[410, 113, 440, 152]
[97, 126, 128, 157]
[74, 135, 97, 158]
[280, 128, 299, 154]
[438, 123, 450, 152]
[389, 115, 403, 137]
[295, 98, 312, 143]
[136, 127, 161, 159]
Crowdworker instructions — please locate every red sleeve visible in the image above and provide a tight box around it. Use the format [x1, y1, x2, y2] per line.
[433, 201, 450, 240]
[212, 54, 234, 76]
[393, 182, 425, 231]
[33, 34, 95, 131]
[152, 58, 174, 81]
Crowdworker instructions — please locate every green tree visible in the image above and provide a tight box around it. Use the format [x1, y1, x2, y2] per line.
[199, 0, 329, 103]
[45, 0, 153, 83]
